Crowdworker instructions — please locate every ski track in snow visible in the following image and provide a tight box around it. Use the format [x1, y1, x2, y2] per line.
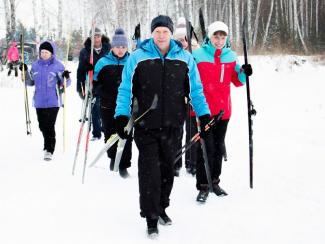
[0, 56, 324, 244]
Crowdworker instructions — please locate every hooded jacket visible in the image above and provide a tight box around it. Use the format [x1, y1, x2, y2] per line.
[76, 35, 111, 93]
[94, 50, 129, 108]
[26, 41, 71, 108]
[192, 40, 246, 119]
[115, 38, 210, 129]
[7, 42, 19, 62]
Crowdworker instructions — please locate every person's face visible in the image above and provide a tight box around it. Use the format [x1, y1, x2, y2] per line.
[94, 34, 102, 48]
[152, 27, 172, 53]
[40, 49, 52, 60]
[112, 46, 128, 58]
[177, 37, 188, 50]
[210, 32, 227, 49]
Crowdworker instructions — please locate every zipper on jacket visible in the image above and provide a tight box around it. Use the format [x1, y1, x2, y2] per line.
[220, 64, 225, 83]
[160, 58, 166, 128]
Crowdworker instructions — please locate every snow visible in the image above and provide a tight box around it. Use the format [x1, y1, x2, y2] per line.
[0, 56, 324, 244]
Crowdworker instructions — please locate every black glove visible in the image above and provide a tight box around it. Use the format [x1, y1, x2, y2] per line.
[242, 64, 253, 76]
[115, 115, 130, 139]
[62, 70, 71, 79]
[199, 114, 211, 139]
[84, 62, 94, 72]
[19, 63, 28, 71]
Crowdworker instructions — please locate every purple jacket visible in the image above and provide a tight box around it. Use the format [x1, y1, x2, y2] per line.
[26, 41, 71, 108]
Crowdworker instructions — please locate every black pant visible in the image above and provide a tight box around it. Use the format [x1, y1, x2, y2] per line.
[134, 127, 181, 219]
[196, 119, 229, 190]
[36, 107, 59, 154]
[7, 61, 18, 77]
[185, 116, 199, 169]
[174, 124, 184, 170]
[101, 105, 132, 169]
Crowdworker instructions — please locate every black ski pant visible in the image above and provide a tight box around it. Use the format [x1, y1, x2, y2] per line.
[92, 96, 102, 138]
[134, 127, 181, 219]
[173, 123, 184, 170]
[196, 119, 229, 190]
[101, 105, 132, 169]
[7, 61, 18, 77]
[185, 116, 199, 169]
[36, 107, 59, 154]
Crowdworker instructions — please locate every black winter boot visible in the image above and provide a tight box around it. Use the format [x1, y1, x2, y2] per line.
[158, 210, 172, 225]
[146, 217, 158, 238]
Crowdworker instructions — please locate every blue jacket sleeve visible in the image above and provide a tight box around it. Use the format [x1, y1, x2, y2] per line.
[187, 55, 210, 117]
[114, 55, 136, 118]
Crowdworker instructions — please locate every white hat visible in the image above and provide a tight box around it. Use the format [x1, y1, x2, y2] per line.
[208, 21, 229, 38]
[174, 17, 187, 39]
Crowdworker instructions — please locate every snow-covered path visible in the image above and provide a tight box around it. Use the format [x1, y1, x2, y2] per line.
[0, 56, 324, 244]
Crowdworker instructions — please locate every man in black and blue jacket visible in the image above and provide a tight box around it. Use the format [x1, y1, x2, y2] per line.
[114, 15, 211, 237]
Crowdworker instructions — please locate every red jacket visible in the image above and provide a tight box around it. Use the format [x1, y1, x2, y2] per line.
[192, 41, 246, 120]
[7, 42, 20, 62]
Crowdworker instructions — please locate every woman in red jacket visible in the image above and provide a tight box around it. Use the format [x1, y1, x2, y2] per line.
[193, 21, 253, 203]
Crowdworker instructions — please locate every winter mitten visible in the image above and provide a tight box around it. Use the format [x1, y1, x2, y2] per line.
[198, 114, 211, 139]
[84, 62, 94, 72]
[241, 64, 253, 76]
[62, 70, 71, 79]
[115, 115, 130, 139]
[19, 63, 28, 71]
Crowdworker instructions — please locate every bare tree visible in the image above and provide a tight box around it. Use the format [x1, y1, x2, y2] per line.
[261, 0, 275, 49]
[58, 0, 63, 38]
[252, 0, 261, 47]
[9, 0, 16, 40]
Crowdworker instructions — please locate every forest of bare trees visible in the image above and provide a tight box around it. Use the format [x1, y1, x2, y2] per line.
[2, 0, 325, 54]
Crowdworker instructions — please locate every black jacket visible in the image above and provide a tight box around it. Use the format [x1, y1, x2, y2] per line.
[76, 35, 111, 93]
[93, 51, 129, 108]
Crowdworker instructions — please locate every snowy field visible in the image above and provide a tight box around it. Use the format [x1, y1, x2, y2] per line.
[0, 55, 324, 244]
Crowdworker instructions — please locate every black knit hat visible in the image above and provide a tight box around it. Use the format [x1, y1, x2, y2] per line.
[151, 15, 174, 33]
[39, 41, 53, 54]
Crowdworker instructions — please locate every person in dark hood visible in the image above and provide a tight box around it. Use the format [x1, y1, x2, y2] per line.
[76, 27, 111, 141]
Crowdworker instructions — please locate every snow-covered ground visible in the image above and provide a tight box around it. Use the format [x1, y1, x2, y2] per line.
[0, 56, 324, 244]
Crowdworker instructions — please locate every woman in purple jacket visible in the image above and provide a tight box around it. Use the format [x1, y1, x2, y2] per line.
[22, 41, 71, 161]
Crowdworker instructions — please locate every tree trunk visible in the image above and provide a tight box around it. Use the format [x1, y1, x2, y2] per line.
[252, 0, 261, 47]
[234, 0, 240, 46]
[9, 0, 16, 41]
[293, 0, 308, 52]
[261, 0, 275, 49]
[315, 0, 318, 38]
[3, 0, 11, 46]
[58, 0, 63, 38]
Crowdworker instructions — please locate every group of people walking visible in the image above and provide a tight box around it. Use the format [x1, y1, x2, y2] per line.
[17, 14, 252, 238]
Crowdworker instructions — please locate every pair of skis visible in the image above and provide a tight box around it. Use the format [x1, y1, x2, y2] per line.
[72, 20, 96, 184]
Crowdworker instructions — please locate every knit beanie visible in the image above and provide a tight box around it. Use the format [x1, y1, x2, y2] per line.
[174, 17, 187, 39]
[208, 21, 229, 38]
[111, 28, 128, 47]
[89, 27, 102, 37]
[39, 41, 53, 54]
[151, 15, 174, 33]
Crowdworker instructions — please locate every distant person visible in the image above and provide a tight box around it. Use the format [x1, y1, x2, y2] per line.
[76, 27, 111, 141]
[7, 41, 19, 77]
[21, 41, 71, 161]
